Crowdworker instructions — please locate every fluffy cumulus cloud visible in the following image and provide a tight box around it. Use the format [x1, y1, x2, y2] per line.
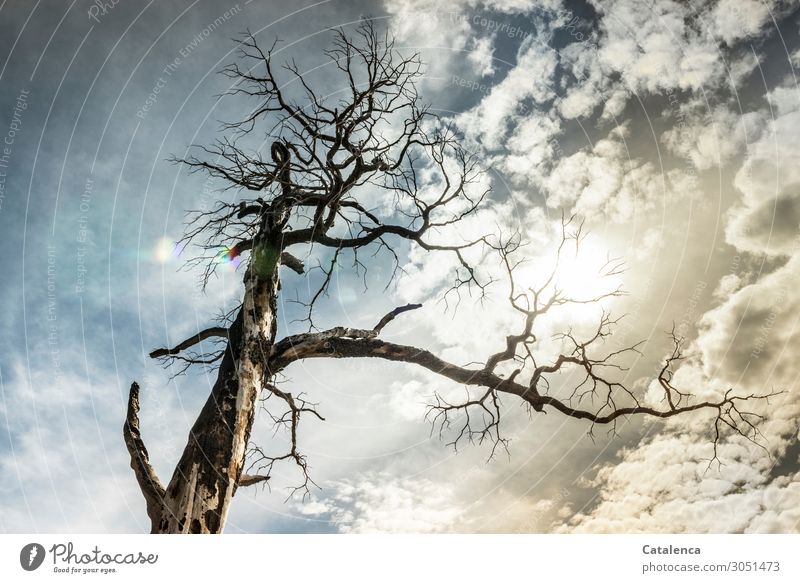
[446, 0, 784, 224]
[562, 433, 800, 533]
[296, 473, 462, 532]
[457, 35, 559, 149]
[296, 464, 583, 533]
[467, 34, 497, 76]
[384, 0, 557, 86]
[386, 0, 473, 75]
[709, 0, 774, 46]
[514, 0, 778, 132]
[727, 83, 800, 256]
[661, 103, 766, 171]
[589, 0, 777, 94]
[537, 126, 696, 220]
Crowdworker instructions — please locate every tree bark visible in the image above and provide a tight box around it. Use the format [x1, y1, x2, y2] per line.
[141, 239, 279, 534]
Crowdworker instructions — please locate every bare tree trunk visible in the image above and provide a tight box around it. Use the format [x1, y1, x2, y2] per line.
[131, 240, 280, 534]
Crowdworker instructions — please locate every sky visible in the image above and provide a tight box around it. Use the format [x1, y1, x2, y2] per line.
[0, 0, 799, 534]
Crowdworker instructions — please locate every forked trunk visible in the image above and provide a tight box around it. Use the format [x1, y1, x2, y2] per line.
[127, 240, 280, 534]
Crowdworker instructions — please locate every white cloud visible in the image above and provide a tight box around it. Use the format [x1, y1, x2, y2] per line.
[468, 34, 497, 76]
[709, 0, 773, 47]
[0, 357, 148, 532]
[501, 111, 563, 182]
[299, 473, 462, 532]
[563, 433, 800, 533]
[383, 0, 553, 89]
[661, 104, 765, 171]
[727, 81, 800, 256]
[539, 126, 695, 221]
[457, 35, 558, 149]
[591, 0, 720, 94]
[387, 379, 433, 420]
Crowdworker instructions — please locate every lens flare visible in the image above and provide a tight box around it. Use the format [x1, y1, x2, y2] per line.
[216, 244, 243, 268]
[154, 237, 177, 263]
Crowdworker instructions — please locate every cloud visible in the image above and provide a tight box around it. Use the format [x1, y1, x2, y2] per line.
[457, 35, 558, 149]
[545, 0, 778, 126]
[498, 109, 563, 183]
[590, 0, 723, 94]
[539, 126, 695, 221]
[563, 433, 800, 533]
[4, 0, 798, 536]
[297, 472, 462, 532]
[558, 221, 800, 532]
[555, 229, 800, 533]
[709, 0, 774, 47]
[726, 82, 800, 256]
[467, 34, 497, 76]
[661, 104, 765, 171]
[0, 356, 147, 532]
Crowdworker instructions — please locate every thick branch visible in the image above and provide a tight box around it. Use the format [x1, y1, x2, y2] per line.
[149, 327, 229, 359]
[280, 251, 305, 274]
[238, 474, 270, 487]
[123, 382, 166, 527]
[269, 335, 530, 398]
[268, 331, 779, 451]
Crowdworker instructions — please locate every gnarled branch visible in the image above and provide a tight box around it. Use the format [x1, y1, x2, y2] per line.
[123, 382, 165, 528]
[267, 304, 779, 463]
[148, 326, 229, 359]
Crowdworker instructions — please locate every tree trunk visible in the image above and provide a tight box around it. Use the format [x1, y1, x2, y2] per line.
[146, 240, 280, 534]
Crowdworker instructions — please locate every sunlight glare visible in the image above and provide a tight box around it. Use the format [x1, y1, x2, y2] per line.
[154, 236, 176, 264]
[552, 234, 623, 302]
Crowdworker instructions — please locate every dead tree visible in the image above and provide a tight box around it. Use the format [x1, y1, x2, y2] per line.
[124, 22, 777, 533]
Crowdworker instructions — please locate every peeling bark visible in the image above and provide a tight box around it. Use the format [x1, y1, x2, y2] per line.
[141, 245, 279, 534]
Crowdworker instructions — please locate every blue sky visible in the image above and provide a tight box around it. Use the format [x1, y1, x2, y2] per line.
[1, 0, 799, 533]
